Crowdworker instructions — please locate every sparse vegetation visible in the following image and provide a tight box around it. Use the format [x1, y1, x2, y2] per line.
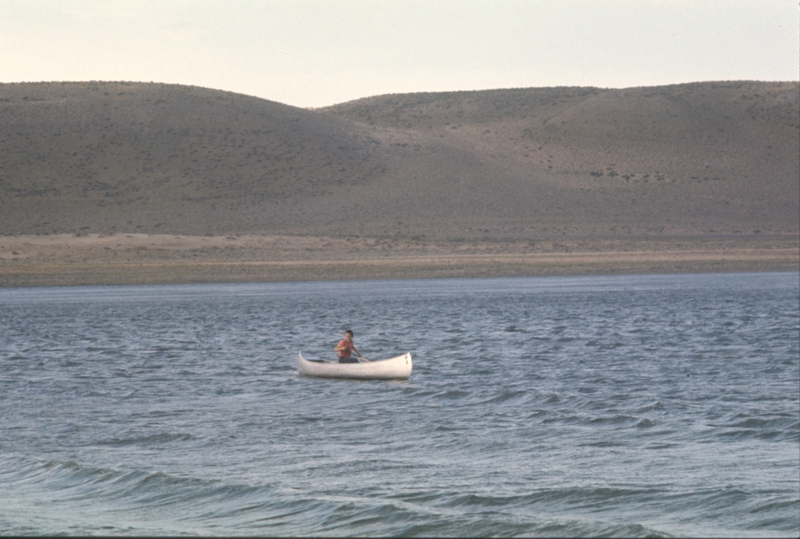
[0, 80, 797, 244]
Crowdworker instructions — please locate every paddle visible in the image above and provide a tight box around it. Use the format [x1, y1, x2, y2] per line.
[356, 351, 372, 363]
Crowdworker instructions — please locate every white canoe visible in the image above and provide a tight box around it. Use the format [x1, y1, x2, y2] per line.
[297, 351, 412, 380]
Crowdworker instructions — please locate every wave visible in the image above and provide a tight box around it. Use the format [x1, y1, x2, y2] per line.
[2, 453, 798, 536]
[706, 416, 800, 443]
[96, 432, 196, 447]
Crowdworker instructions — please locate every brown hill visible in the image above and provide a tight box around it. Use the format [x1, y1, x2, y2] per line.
[1, 80, 798, 240]
[319, 82, 799, 239]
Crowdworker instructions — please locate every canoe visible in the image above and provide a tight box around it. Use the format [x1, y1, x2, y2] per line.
[297, 351, 412, 380]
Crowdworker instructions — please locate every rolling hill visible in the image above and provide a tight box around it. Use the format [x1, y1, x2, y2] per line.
[1, 80, 797, 241]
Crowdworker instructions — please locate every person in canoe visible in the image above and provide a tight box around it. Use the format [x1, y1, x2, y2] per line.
[335, 329, 363, 363]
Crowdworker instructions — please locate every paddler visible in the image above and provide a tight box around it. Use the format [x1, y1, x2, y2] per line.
[334, 329, 362, 363]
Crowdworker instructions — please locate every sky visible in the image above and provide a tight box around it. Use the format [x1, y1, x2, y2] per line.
[1, 0, 797, 108]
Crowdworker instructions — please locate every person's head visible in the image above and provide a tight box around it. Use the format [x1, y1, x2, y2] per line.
[344, 329, 353, 340]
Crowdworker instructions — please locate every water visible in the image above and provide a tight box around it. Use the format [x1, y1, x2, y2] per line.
[0, 272, 798, 537]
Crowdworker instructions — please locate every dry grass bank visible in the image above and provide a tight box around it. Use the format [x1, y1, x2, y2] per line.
[1, 233, 796, 287]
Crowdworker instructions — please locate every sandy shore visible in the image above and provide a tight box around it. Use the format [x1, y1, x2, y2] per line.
[1, 233, 797, 287]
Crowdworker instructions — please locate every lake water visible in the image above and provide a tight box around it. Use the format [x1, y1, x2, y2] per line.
[0, 272, 798, 537]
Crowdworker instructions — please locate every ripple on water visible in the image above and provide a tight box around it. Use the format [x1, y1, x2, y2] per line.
[0, 273, 798, 536]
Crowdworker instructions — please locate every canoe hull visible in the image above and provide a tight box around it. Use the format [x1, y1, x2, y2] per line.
[297, 352, 412, 380]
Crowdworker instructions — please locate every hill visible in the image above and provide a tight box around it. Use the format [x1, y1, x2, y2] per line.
[1, 80, 797, 241]
[318, 82, 799, 239]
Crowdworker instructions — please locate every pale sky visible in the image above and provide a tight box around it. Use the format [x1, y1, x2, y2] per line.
[1, 0, 797, 108]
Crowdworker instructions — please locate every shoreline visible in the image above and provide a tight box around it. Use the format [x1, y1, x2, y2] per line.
[1, 234, 797, 287]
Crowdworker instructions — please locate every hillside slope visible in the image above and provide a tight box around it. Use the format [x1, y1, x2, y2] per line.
[0, 82, 389, 235]
[319, 81, 799, 238]
[1, 81, 797, 240]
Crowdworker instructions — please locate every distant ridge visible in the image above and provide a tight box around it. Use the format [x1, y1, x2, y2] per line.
[1, 80, 797, 240]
